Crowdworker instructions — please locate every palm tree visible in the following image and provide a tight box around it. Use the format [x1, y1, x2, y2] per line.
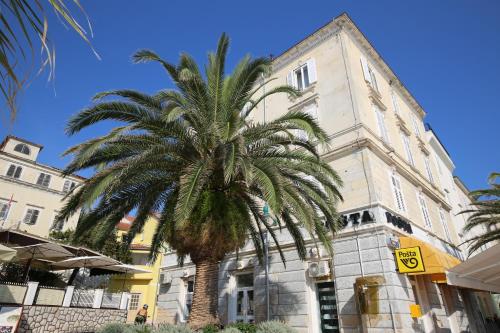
[462, 172, 500, 255]
[1, 0, 96, 123]
[58, 34, 343, 328]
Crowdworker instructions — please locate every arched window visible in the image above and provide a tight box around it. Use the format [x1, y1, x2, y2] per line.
[14, 144, 30, 155]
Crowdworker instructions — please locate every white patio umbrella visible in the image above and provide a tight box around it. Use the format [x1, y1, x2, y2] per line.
[13, 243, 74, 280]
[0, 244, 16, 262]
[52, 256, 119, 269]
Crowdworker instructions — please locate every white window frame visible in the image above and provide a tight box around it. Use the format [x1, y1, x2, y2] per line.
[234, 272, 255, 323]
[423, 155, 434, 183]
[294, 103, 318, 140]
[287, 59, 317, 91]
[374, 106, 390, 144]
[0, 201, 11, 221]
[360, 56, 379, 93]
[391, 90, 400, 115]
[36, 173, 51, 187]
[23, 207, 40, 225]
[401, 133, 415, 166]
[63, 180, 76, 193]
[389, 171, 406, 213]
[6, 164, 22, 179]
[438, 208, 452, 242]
[14, 143, 30, 155]
[417, 192, 432, 230]
[183, 276, 195, 321]
[411, 114, 421, 137]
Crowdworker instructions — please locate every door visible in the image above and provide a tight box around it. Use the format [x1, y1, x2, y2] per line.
[317, 282, 339, 333]
[235, 273, 254, 323]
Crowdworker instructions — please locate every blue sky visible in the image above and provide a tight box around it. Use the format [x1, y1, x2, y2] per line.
[1, 0, 499, 190]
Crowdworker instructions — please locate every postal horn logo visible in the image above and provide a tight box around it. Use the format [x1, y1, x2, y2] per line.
[400, 257, 419, 269]
[395, 246, 425, 273]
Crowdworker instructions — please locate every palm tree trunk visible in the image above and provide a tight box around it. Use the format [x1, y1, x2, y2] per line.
[188, 258, 220, 329]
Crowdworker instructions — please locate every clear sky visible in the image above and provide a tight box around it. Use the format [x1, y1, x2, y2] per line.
[1, 0, 498, 190]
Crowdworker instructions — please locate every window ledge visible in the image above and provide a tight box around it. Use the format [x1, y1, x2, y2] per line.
[288, 83, 317, 103]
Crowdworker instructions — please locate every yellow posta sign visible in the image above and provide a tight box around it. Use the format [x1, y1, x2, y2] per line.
[395, 246, 425, 273]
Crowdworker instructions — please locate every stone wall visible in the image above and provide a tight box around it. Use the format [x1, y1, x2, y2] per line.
[18, 306, 127, 333]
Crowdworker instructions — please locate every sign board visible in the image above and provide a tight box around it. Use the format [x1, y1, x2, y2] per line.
[395, 246, 425, 273]
[0, 306, 22, 333]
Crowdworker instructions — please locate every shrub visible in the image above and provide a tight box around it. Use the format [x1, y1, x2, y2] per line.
[125, 325, 153, 333]
[256, 321, 296, 333]
[97, 323, 128, 333]
[202, 324, 220, 333]
[219, 328, 241, 333]
[154, 324, 194, 333]
[227, 322, 256, 333]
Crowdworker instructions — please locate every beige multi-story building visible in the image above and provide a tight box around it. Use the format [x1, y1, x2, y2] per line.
[0, 136, 84, 237]
[157, 13, 494, 333]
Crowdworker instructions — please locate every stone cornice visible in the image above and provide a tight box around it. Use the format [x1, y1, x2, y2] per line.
[335, 14, 426, 118]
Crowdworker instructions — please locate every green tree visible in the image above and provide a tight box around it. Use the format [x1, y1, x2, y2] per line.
[57, 34, 343, 328]
[462, 172, 500, 255]
[0, 1, 96, 123]
[49, 228, 131, 264]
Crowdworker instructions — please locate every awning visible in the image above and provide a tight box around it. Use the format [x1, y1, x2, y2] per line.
[0, 244, 16, 262]
[399, 236, 461, 282]
[446, 243, 500, 293]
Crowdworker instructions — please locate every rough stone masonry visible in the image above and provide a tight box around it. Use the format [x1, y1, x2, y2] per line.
[17, 306, 127, 333]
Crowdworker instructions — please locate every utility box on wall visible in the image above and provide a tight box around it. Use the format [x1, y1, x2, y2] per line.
[355, 275, 385, 315]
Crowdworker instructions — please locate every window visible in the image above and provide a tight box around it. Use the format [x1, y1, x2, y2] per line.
[51, 213, 64, 231]
[287, 59, 317, 91]
[235, 273, 254, 323]
[14, 143, 30, 155]
[184, 277, 195, 320]
[23, 208, 40, 225]
[36, 173, 51, 187]
[360, 56, 379, 92]
[401, 134, 415, 166]
[411, 114, 421, 137]
[423, 155, 434, 183]
[391, 90, 400, 115]
[390, 172, 406, 212]
[295, 104, 318, 140]
[0, 202, 10, 220]
[375, 106, 390, 144]
[6, 164, 22, 179]
[417, 192, 432, 229]
[63, 180, 76, 193]
[439, 208, 451, 242]
[131, 253, 149, 265]
[129, 293, 141, 310]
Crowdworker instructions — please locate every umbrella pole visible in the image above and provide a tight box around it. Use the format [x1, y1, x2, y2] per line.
[68, 268, 79, 285]
[22, 251, 35, 282]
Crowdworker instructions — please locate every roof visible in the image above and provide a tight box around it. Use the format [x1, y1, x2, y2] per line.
[0, 135, 44, 150]
[117, 215, 135, 231]
[425, 123, 452, 158]
[272, 12, 426, 118]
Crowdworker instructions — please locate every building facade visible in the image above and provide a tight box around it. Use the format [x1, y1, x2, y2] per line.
[110, 215, 163, 324]
[0, 136, 84, 237]
[156, 14, 491, 333]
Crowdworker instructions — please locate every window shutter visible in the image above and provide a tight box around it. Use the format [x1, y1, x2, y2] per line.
[13, 167, 21, 179]
[390, 172, 406, 212]
[286, 71, 295, 89]
[0, 203, 8, 219]
[306, 59, 317, 83]
[418, 193, 432, 229]
[402, 134, 415, 166]
[6, 165, 15, 177]
[23, 210, 33, 224]
[439, 208, 451, 242]
[411, 114, 421, 137]
[391, 91, 400, 115]
[375, 108, 389, 144]
[37, 174, 44, 185]
[360, 56, 371, 84]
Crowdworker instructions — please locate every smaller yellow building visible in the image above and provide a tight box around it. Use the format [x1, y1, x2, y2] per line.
[110, 214, 162, 324]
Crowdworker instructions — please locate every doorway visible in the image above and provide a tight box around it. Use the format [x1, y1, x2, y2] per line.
[316, 281, 339, 333]
[235, 273, 254, 323]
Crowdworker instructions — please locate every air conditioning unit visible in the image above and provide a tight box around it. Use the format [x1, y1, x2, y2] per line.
[308, 260, 330, 278]
[159, 272, 172, 285]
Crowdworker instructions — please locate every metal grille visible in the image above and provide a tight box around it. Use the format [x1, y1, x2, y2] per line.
[101, 292, 122, 309]
[70, 289, 95, 308]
